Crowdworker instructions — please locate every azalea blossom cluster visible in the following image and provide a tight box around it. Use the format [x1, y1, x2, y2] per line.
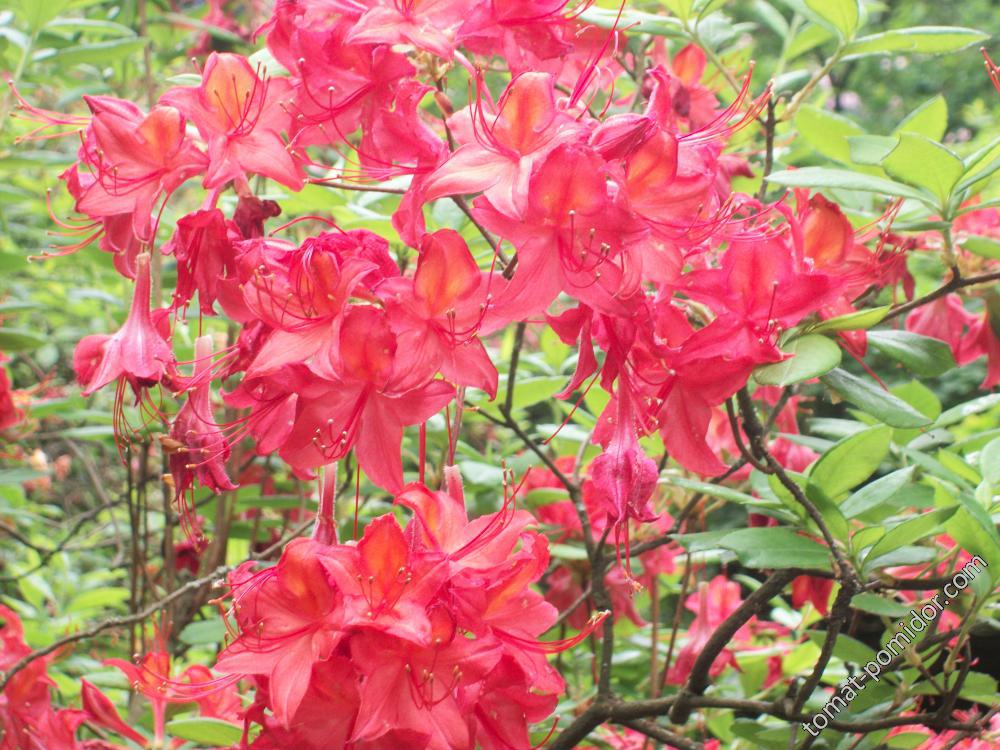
[215, 473, 602, 749]
[0, 601, 240, 750]
[9, 0, 1000, 747]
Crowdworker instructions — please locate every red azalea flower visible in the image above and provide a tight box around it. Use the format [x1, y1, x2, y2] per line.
[161, 52, 305, 190]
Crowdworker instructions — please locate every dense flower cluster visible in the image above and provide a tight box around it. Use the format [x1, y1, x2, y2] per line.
[217, 473, 603, 749]
[0, 603, 238, 749]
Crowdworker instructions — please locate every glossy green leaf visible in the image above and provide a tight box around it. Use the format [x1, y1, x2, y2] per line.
[804, 630, 878, 664]
[754, 334, 842, 386]
[821, 369, 934, 428]
[14, 0, 72, 31]
[961, 235, 1000, 260]
[764, 167, 929, 202]
[864, 506, 959, 567]
[894, 96, 948, 141]
[943, 493, 1000, 580]
[233, 494, 305, 510]
[659, 476, 761, 506]
[804, 0, 860, 39]
[881, 134, 963, 205]
[524, 487, 570, 507]
[785, 23, 835, 62]
[178, 618, 226, 647]
[843, 27, 989, 59]
[840, 466, 918, 519]
[0, 327, 45, 351]
[46, 37, 149, 65]
[45, 18, 137, 37]
[979, 436, 1000, 488]
[717, 527, 832, 570]
[808, 425, 892, 500]
[165, 718, 243, 747]
[847, 135, 898, 165]
[849, 592, 912, 617]
[550, 543, 589, 561]
[795, 106, 866, 164]
[66, 587, 130, 614]
[868, 330, 957, 377]
[935, 393, 1000, 428]
[808, 305, 890, 334]
[579, 7, 684, 36]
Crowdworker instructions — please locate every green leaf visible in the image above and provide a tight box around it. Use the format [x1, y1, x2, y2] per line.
[477, 375, 565, 417]
[46, 37, 149, 65]
[805, 630, 877, 664]
[0, 468, 47, 484]
[550, 543, 589, 561]
[891, 381, 942, 423]
[579, 7, 684, 37]
[764, 168, 929, 202]
[806, 484, 851, 542]
[804, 0, 860, 39]
[847, 135, 898, 165]
[233, 494, 305, 510]
[961, 235, 1000, 260]
[45, 18, 137, 37]
[15, 0, 71, 31]
[165, 718, 243, 747]
[674, 530, 734, 555]
[524, 487, 570, 508]
[808, 425, 892, 500]
[958, 137, 1000, 192]
[795, 106, 865, 164]
[753, 334, 842, 386]
[659, 476, 761, 506]
[0, 328, 45, 351]
[979, 436, 1000, 489]
[808, 305, 890, 334]
[785, 23, 834, 62]
[178, 617, 226, 647]
[659, 0, 695, 21]
[868, 330, 957, 377]
[842, 27, 989, 59]
[894, 96, 948, 141]
[841, 467, 916, 518]
[717, 527, 832, 570]
[881, 134, 964, 206]
[850, 592, 912, 617]
[944, 492, 1000, 572]
[66, 587, 130, 614]
[864, 506, 959, 567]
[936, 393, 1000, 428]
[820, 369, 933, 428]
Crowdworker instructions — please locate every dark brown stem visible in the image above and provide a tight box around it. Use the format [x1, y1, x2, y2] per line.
[791, 581, 857, 716]
[450, 195, 511, 268]
[621, 719, 703, 750]
[0, 518, 311, 694]
[316, 179, 406, 194]
[668, 569, 798, 724]
[736, 388, 858, 585]
[756, 97, 777, 202]
[883, 268, 1000, 322]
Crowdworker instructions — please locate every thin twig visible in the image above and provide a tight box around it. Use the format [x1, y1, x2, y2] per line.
[883, 269, 1000, 322]
[668, 569, 798, 724]
[0, 518, 312, 693]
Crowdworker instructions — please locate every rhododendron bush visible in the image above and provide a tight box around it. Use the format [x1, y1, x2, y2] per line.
[1, 0, 1000, 748]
